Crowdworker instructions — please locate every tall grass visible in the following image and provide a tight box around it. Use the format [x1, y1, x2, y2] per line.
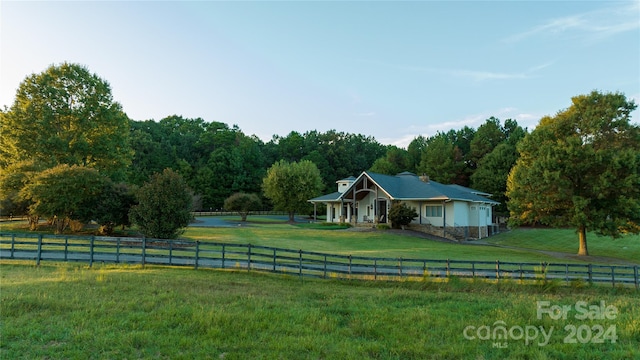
[1, 261, 638, 359]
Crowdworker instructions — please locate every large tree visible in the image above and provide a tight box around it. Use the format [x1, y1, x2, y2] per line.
[471, 119, 527, 213]
[262, 160, 323, 222]
[129, 169, 193, 239]
[417, 134, 465, 184]
[369, 146, 410, 175]
[0, 63, 132, 180]
[507, 91, 640, 256]
[20, 165, 108, 233]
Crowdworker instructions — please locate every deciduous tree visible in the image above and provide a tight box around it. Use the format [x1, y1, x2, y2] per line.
[224, 193, 262, 221]
[0, 63, 132, 180]
[21, 165, 108, 233]
[507, 91, 640, 256]
[262, 160, 323, 222]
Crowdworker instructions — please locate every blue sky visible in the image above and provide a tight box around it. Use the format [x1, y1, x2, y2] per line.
[1, 1, 638, 148]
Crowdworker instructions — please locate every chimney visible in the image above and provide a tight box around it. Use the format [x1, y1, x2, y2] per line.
[419, 173, 429, 183]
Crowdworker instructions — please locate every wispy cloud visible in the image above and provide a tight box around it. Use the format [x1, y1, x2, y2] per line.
[355, 111, 376, 117]
[393, 61, 553, 82]
[504, 2, 640, 43]
[407, 107, 542, 136]
[378, 134, 417, 149]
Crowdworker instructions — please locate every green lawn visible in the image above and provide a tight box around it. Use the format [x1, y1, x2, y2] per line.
[487, 229, 640, 264]
[1, 261, 638, 360]
[183, 220, 636, 265]
[2, 218, 637, 266]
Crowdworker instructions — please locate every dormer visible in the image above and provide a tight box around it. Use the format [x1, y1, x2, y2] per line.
[336, 176, 356, 193]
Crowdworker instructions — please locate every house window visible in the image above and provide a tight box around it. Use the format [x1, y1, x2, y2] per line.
[425, 205, 442, 217]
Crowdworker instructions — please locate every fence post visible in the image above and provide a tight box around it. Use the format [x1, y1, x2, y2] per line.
[399, 257, 403, 277]
[588, 264, 593, 285]
[247, 244, 252, 271]
[273, 248, 277, 272]
[634, 266, 638, 290]
[472, 261, 475, 278]
[36, 234, 43, 266]
[519, 264, 523, 282]
[10, 234, 15, 258]
[374, 259, 378, 280]
[195, 241, 200, 270]
[298, 249, 302, 277]
[496, 260, 500, 280]
[446, 258, 450, 277]
[168, 241, 173, 265]
[64, 236, 68, 261]
[89, 236, 94, 267]
[222, 244, 226, 269]
[116, 237, 120, 263]
[323, 255, 327, 279]
[565, 264, 569, 284]
[141, 237, 146, 268]
[611, 266, 615, 288]
[349, 255, 352, 277]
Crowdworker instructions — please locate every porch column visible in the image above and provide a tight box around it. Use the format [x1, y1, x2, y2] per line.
[442, 200, 446, 238]
[478, 204, 481, 239]
[374, 187, 379, 223]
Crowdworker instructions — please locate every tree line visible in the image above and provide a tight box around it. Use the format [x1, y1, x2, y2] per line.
[1, 63, 638, 255]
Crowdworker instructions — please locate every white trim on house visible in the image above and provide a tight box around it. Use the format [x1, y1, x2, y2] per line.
[310, 171, 499, 239]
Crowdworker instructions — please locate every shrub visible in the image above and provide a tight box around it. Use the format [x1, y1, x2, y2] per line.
[129, 169, 193, 239]
[388, 203, 418, 229]
[224, 193, 262, 221]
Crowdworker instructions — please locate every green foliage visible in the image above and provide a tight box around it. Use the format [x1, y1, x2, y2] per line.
[468, 117, 506, 170]
[406, 135, 428, 172]
[269, 130, 386, 193]
[129, 169, 193, 239]
[0, 161, 45, 217]
[0, 63, 132, 180]
[21, 165, 108, 233]
[369, 146, 410, 175]
[128, 117, 266, 209]
[262, 160, 324, 222]
[507, 91, 640, 255]
[94, 182, 137, 235]
[470, 122, 527, 213]
[388, 203, 418, 229]
[417, 134, 465, 184]
[223, 192, 262, 221]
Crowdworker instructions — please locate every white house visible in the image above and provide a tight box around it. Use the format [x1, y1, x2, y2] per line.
[309, 171, 500, 240]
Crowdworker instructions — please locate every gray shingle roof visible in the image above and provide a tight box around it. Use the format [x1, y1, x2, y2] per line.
[309, 191, 342, 202]
[311, 171, 499, 204]
[366, 172, 499, 204]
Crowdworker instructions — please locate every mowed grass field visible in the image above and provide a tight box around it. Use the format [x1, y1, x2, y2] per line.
[1, 261, 639, 360]
[182, 217, 640, 265]
[2, 218, 639, 359]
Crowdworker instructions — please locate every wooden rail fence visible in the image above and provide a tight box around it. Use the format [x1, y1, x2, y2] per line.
[1, 233, 638, 289]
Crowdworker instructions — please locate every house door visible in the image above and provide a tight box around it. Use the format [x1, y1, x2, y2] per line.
[378, 200, 387, 223]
